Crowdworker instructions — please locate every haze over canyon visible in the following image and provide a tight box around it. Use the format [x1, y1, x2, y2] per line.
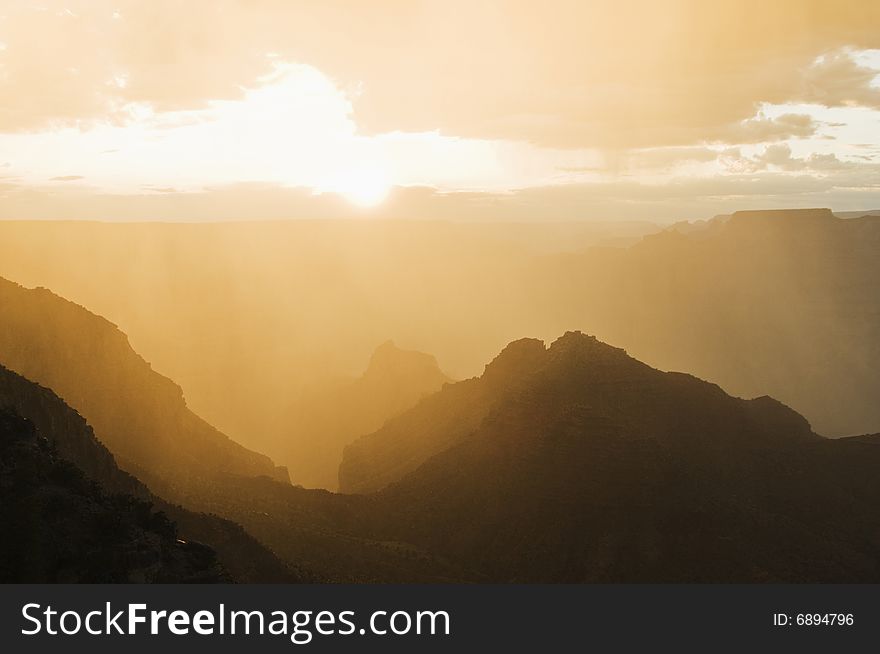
[2, 0, 879, 584]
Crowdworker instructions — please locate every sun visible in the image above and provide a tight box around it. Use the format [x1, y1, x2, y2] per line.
[334, 167, 392, 208]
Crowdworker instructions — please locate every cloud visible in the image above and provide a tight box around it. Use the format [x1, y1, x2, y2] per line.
[615, 147, 722, 172]
[800, 50, 880, 108]
[0, 1, 269, 131]
[726, 144, 868, 173]
[289, 1, 880, 148]
[49, 175, 85, 181]
[0, 1, 878, 150]
[712, 114, 819, 144]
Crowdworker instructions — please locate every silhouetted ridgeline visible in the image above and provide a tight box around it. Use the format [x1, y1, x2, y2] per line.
[0, 276, 289, 502]
[3, 266, 880, 582]
[175, 332, 880, 582]
[340, 331, 820, 493]
[0, 219, 658, 477]
[534, 208, 880, 436]
[0, 364, 304, 583]
[346, 333, 880, 581]
[0, 211, 876, 457]
[0, 210, 877, 477]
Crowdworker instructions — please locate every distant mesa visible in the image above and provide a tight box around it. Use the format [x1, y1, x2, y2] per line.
[727, 207, 835, 225]
[365, 340, 447, 383]
[834, 208, 880, 219]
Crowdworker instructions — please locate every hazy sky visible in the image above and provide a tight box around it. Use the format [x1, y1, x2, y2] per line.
[1, 0, 879, 222]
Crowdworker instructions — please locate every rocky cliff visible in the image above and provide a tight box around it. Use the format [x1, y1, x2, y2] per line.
[0, 364, 303, 583]
[0, 276, 289, 501]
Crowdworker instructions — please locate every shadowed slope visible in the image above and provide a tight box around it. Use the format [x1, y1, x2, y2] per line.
[0, 408, 230, 583]
[0, 364, 304, 583]
[0, 276, 289, 500]
[341, 331, 818, 494]
[345, 333, 880, 581]
[214, 333, 880, 582]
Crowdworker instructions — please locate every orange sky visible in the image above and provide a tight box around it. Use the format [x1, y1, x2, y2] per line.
[1, 0, 879, 221]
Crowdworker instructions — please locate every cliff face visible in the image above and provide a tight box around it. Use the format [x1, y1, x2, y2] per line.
[0, 364, 304, 583]
[0, 276, 289, 499]
[0, 363, 145, 498]
[0, 408, 230, 583]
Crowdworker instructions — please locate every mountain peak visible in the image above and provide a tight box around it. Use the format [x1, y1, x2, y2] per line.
[549, 330, 619, 353]
[481, 337, 547, 385]
[341, 331, 819, 494]
[544, 331, 636, 374]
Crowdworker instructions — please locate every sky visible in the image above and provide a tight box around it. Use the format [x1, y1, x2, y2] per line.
[1, 0, 879, 222]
